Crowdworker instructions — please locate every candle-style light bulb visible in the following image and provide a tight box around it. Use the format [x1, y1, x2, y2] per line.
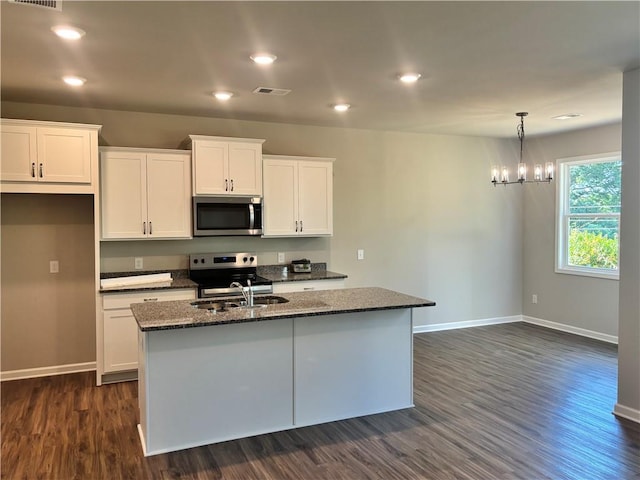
[501, 166, 509, 183]
[518, 162, 527, 182]
[491, 165, 499, 183]
[545, 162, 554, 181]
[534, 164, 543, 181]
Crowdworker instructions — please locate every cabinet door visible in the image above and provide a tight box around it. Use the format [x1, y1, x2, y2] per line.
[0, 124, 37, 182]
[228, 142, 262, 195]
[193, 140, 228, 195]
[103, 308, 139, 373]
[100, 151, 148, 239]
[37, 127, 92, 183]
[298, 161, 333, 236]
[263, 159, 298, 236]
[146, 153, 191, 238]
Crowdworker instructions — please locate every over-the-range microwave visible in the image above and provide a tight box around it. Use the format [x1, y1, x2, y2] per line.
[192, 196, 262, 236]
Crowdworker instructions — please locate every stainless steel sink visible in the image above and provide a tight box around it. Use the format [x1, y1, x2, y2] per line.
[191, 295, 288, 312]
[252, 295, 290, 305]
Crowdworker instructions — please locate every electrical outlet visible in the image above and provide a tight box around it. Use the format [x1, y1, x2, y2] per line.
[49, 260, 59, 274]
[277, 252, 285, 264]
[532, 294, 538, 304]
[357, 249, 365, 260]
[135, 257, 144, 270]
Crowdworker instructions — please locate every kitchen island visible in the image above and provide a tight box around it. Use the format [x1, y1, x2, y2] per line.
[131, 287, 435, 456]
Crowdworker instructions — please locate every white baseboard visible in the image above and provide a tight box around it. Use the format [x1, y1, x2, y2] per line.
[613, 403, 640, 424]
[413, 315, 521, 334]
[1, 361, 96, 382]
[522, 315, 618, 344]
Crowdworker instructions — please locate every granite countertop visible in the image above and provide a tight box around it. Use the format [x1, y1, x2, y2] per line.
[99, 270, 198, 293]
[131, 287, 435, 332]
[257, 263, 347, 283]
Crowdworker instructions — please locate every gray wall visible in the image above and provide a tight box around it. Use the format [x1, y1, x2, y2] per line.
[617, 67, 640, 418]
[1, 194, 96, 371]
[2, 101, 522, 373]
[522, 123, 622, 337]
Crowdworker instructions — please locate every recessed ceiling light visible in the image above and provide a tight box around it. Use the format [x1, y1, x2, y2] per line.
[250, 53, 277, 65]
[213, 91, 233, 101]
[399, 73, 421, 83]
[333, 104, 351, 112]
[51, 25, 85, 40]
[552, 113, 583, 120]
[62, 75, 86, 87]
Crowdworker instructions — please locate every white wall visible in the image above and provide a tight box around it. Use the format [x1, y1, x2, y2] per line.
[616, 67, 640, 421]
[522, 123, 622, 337]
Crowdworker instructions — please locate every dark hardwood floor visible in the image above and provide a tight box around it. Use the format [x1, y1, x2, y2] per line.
[2, 323, 639, 479]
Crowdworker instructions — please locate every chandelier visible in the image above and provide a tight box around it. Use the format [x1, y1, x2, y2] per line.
[491, 112, 554, 185]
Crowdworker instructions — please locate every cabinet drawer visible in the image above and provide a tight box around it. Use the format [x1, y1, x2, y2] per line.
[102, 288, 195, 310]
[272, 279, 345, 294]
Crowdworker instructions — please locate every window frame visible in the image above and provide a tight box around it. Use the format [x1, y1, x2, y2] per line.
[555, 152, 621, 280]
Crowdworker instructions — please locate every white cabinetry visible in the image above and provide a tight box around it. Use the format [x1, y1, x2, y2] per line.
[1, 119, 100, 194]
[101, 288, 195, 378]
[272, 278, 345, 293]
[100, 147, 191, 240]
[263, 155, 334, 237]
[188, 135, 265, 196]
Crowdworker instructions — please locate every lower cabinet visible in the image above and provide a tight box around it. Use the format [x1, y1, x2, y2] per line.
[272, 278, 345, 293]
[100, 288, 196, 381]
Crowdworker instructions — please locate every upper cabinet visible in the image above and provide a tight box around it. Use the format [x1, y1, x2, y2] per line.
[1, 119, 101, 194]
[188, 135, 265, 196]
[100, 147, 191, 240]
[263, 155, 334, 237]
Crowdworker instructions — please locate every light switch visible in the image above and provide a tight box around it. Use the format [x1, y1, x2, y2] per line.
[357, 249, 364, 260]
[135, 257, 144, 270]
[277, 252, 285, 264]
[49, 260, 59, 273]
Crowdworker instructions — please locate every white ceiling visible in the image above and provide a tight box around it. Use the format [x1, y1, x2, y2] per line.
[1, 1, 639, 138]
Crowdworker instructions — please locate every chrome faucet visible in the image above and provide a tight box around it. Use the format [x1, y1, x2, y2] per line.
[230, 280, 254, 307]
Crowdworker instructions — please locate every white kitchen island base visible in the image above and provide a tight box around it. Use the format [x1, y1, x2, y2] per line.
[137, 308, 414, 456]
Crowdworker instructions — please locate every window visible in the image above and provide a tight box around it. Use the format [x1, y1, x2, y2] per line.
[556, 152, 621, 279]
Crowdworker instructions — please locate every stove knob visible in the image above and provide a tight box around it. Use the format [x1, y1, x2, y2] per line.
[201, 258, 206, 264]
[193, 258, 199, 264]
[243, 257, 248, 263]
[250, 256, 255, 262]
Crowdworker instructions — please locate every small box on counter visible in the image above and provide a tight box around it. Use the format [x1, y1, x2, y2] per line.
[291, 259, 312, 273]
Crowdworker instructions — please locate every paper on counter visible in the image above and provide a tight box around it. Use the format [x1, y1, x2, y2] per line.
[100, 272, 172, 289]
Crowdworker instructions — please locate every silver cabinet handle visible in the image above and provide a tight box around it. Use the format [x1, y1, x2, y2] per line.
[230, 179, 234, 191]
[225, 179, 228, 191]
[295, 221, 298, 232]
[39, 163, 43, 178]
[149, 221, 153, 235]
[143, 222, 146, 234]
[143, 298, 158, 302]
[300, 220, 303, 232]
[31, 163, 36, 178]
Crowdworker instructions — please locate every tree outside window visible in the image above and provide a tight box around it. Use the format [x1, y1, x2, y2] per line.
[556, 153, 621, 279]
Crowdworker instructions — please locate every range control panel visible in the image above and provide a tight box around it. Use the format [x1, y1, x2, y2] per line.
[189, 252, 257, 270]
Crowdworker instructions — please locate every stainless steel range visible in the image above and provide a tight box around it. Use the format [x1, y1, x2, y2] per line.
[189, 252, 272, 298]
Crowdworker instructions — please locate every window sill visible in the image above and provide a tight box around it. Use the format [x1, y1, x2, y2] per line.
[555, 266, 619, 281]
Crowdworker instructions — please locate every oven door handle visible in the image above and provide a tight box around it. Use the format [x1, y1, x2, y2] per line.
[200, 284, 273, 298]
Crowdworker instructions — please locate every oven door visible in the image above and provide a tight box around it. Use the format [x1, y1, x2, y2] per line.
[193, 196, 262, 236]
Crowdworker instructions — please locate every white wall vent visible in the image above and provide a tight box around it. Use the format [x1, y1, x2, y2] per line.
[8, 0, 62, 10]
[252, 87, 291, 96]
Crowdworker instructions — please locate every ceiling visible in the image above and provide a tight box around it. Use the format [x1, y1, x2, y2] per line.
[1, 1, 639, 138]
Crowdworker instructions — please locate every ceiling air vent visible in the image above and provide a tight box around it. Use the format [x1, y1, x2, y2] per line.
[252, 87, 291, 96]
[8, 0, 62, 10]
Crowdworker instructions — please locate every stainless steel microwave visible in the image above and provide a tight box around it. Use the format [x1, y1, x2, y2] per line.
[192, 196, 263, 236]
